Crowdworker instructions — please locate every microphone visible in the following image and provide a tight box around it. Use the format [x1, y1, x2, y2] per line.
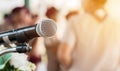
[0, 19, 57, 45]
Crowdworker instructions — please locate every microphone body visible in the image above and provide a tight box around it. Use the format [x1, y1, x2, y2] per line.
[0, 25, 38, 44]
[0, 19, 56, 45]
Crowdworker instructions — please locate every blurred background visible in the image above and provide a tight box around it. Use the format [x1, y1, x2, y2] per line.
[0, 0, 81, 71]
[0, 0, 120, 71]
[0, 0, 80, 24]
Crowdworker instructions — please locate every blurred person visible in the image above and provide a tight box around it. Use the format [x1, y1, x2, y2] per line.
[44, 7, 60, 71]
[57, 0, 120, 71]
[11, 6, 42, 66]
[43, 0, 120, 71]
[0, 7, 36, 70]
[42, 6, 71, 71]
[0, 6, 43, 70]
[45, 7, 77, 71]
[11, 6, 33, 28]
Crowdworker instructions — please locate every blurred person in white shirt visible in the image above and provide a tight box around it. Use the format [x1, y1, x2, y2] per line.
[57, 0, 120, 71]
[44, 6, 76, 71]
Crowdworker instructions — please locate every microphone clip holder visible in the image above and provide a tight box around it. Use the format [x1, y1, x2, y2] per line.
[0, 43, 32, 56]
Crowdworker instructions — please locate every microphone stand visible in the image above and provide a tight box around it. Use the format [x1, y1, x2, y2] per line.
[0, 43, 32, 56]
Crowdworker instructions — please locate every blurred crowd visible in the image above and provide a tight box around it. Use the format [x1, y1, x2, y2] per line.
[1, 0, 120, 71]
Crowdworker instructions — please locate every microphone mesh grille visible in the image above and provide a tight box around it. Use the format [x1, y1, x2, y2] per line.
[37, 19, 57, 37]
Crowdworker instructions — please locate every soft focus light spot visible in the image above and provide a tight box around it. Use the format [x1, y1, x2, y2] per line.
[53, 0, 81, 11]
[105, 0, 120, 21]
[65, 0, 81, 10]
[95, 9, 106, 19]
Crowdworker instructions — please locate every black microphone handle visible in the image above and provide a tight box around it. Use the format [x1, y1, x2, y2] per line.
[0, 25, 39, 44]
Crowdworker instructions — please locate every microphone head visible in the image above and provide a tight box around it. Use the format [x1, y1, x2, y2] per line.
[36, 19, 57, 37]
